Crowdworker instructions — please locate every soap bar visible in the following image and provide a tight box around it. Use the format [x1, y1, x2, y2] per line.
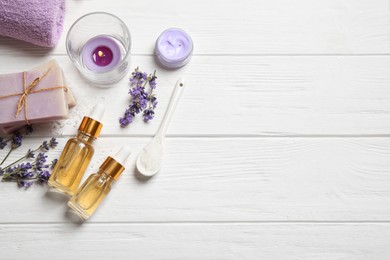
[1, 87, 75, 134]
[0, 67, 76, 134]
[0, 60, 74, 130]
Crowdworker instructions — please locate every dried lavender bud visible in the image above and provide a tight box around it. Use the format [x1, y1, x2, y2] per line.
[149, 72, 157, 90]
[26, 149, 35, 159]
[18, 180, 33, 188]
[11, 132, 23, 149]
[143, 109, 155, 122]
[49, 137, 58, 148]
[119, 108, 134, 127]
[41, 140, 49, 151]
[37, 170, 51, 184]
[151, 95, 158, 109]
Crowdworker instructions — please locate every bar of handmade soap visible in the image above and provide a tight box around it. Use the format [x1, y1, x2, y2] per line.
[0, 60, 73, 129]
[1, 89, 75, 134]
[0, 65, 76, 134]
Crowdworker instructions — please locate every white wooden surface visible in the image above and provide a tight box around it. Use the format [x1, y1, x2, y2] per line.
[1, 0, 390, 259]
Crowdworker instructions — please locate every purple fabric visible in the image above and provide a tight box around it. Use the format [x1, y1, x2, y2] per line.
[0, 0, 65, 47]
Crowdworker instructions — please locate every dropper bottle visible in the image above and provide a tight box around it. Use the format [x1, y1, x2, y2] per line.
[68, 146, 131, 220]
[48, 104, 105, 196]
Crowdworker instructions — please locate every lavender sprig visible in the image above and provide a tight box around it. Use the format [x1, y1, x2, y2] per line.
[0, 132, 23, 165]
[119, 67, 158, 127]
[0, 126, 34, 165]
[0, 137, 58, 188]
[143, 70, 158, 122]
[0, 125, 33, 150]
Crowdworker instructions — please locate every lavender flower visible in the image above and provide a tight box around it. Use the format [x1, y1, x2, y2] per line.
[0, 126, 33, 151]
[149, 73, 157, 90]
[35, 152, 48, 171]
[151, 95, 158, 109]
[120, 68, 158, 127]
[40, 137, 58, 151]
[6, 166, 15, 174]
[119, 116, 131, 127]
[49, 137, 58, 148]
[26, 149, 35, 159]
[37, 170, 51, 184]
[119, 108, 134, 127]
[1, 137, 58, 188]
[11, 132, 23, 149]
[18, 180, 33, 188]
[1, 132, 23, 165]
[130, 67, 148, 86]
[129, 86, 144, 97]
[143, 109, 155, 122]
[20, 162, 32, 170]
[19, 168, 34, 179]
[41, 140, 49, 151]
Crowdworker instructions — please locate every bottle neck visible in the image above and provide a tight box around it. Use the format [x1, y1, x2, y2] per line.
[98, 170, 115, 184]
[76, 131, 95, 143]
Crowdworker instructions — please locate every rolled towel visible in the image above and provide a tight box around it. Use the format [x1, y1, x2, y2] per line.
[0, 0, 65, 47]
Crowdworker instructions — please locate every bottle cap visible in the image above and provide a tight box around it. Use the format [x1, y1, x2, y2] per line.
[112, 146, 132, 166]
[100, 146, 131, 180]
[89, 104, 105, 122]
[78, 104, 105, 138]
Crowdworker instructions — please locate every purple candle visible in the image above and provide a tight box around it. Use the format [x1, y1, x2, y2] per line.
[82, 36, 121, 72]
[155, 28, 193, 69]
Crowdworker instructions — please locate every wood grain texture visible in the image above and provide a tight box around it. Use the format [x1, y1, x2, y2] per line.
[1, 55, 390, 136]
[0, 0, 389, 258]
[0, 0, 389, 55]
[1, 223, 389, 260]
[1, 137, 390, 223]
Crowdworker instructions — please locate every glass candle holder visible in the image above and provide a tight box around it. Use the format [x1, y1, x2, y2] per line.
[66, 12, 131, 86]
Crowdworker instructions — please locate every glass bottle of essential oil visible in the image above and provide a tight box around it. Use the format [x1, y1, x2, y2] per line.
[68, 146, 131, 220]
[48, 104, 104, 196]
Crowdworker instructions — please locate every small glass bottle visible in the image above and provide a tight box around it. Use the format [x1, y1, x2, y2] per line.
[48, 104, 104, 196]
[68, 146, 131, 220]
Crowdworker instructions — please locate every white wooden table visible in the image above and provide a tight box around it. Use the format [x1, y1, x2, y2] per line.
[1, 0, 390, 259]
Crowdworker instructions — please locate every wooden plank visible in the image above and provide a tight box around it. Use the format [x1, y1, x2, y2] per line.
[1, 55, 390, 136]
[1, 137, 390, 223]
[0, 223, 389, 259]
[0, 0, 388, 55]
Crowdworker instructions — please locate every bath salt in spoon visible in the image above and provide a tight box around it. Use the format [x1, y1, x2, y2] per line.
[136, 79, 185, 177]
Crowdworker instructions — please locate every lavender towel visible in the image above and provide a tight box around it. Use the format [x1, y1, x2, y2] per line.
[0, 0, 65, 47]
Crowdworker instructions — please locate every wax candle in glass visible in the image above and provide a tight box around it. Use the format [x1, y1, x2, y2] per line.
[66, 12, 131, 86]
[82, 36, 121, 72]
[155, 28, 193, 69]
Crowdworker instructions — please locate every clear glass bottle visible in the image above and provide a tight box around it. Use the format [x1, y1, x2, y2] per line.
[48, 104, 104, 196]
[68, 146, 131, 220]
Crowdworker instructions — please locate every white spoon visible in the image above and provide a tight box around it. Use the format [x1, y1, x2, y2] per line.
[136, 79, 186, 177]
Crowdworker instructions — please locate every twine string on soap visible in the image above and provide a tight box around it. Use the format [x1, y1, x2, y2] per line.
[0, 69, 67, 125]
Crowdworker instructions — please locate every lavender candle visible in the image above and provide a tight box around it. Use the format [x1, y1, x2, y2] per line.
[82, 36, 121, 72]
[155, 28, 193, 69]
[66, 13, 131, 85]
